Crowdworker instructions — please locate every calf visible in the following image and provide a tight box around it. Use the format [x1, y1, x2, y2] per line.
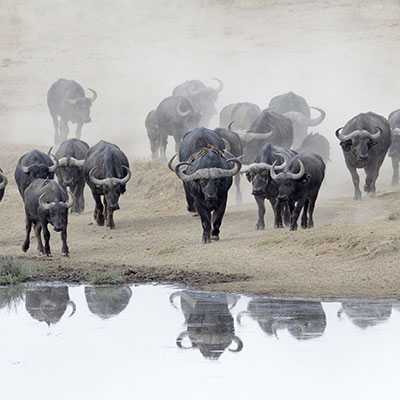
[22, 179, 74, 257]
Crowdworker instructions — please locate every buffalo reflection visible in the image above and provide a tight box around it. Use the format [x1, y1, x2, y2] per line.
[25, 286, 76, 326]
[170, 290, 243, 360]
[238, 298, 326, 340]
[85, 286, 132, 319]
[337, 302, 392, 329]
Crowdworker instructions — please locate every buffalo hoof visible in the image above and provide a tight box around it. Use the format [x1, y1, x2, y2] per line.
[22, 244, 29, 253]
[289, 225, 297, 231]
[202, 236, 211, 244]
[107, 223, 115, 229]
[211, 235, 220, 241]
[96, 216, 104, 226]
[62, 252, 69, 257]
[192, 212, 199, 218]
[255, 223, 265, 230]
[46, 252, 52, 258]
[274, 223, 283, 229]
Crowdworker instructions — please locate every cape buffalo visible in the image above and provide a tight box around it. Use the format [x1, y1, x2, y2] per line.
[335, 112, 391, 200]
[387, 109, 400, 186]
[145, 109, 161, 160]
[170, 290, 242, 360]
[55, 138, 89, 214]
[173, 128, 241, 243]
[238, 109, 294, 164]
[172, 79, 223, 127]
[0, 168, 8, 202]
[215, 122, 244, 202]
[22, 179, 74, 257]
[242, 143, 297, 229]
[268, 92, 326, 148]
[238, 298, 327, 340]
[25, 286, 76, 326]
[337, 302, 392, 329]
[47, 79, 97, 145]
[84, 141, 131, 229]
[14, 149, 59, 198]
[156, 96, 201, 159]
[295, 132, 330, 164]
[271, 153, 325, 230]
[219, 102, 261, 130]
[85, 286, 132, 319]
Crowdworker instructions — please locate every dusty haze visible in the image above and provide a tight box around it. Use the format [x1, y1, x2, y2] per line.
[1, 0, 400, 297]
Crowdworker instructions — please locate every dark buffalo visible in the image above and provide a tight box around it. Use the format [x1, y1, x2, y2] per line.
[238, 109, 294, 164]
[294, 132, 330, 164]
[145, 109, 161, 160]
[337, 302, 392, 329]
[174, 128, 241, 243]
[85, 286, 132, 319]
[387, 109, 400, 186]
[84, 140, 131, 229]
[215, 122, 244, 203]
[156, 96, 201, 159]
[219, 102, 261, 130]
[242, 143, 297, 229]
[268, 91, 326, 148]
[25, 286, 76, 326]
[170, 290, 242, 360]
[271, 153, 325, 230]
[172, 79, 223, 127]
[14, 149, 59, 198]
[55, 138, 89, 214]
[22, 179, 74, 257]
[335, 112, 391, 200]
[0, 168, 8, 202]
[238, 298, 327, 340]
[47, 79, 97, 145]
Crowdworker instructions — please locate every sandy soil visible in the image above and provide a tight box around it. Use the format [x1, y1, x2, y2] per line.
[1, 1, 400, 298]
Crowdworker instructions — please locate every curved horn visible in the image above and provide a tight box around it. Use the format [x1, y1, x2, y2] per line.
[335, 127, 347, 141]
[227, 294, 239, 310]
[175, 161, 194, 182]
[392, 128, 400, 137]
[48, 154, 59, 173]
[245, 162, 273, 174]
[168, 154, 178, 172]
[58, 157, 69, 167]
[38, 193, 52, 211]
[286, 159, 305, 180]
[227, 121, 235, 131]
[18, 158, 31, 174]
[229, 336, 243, 353]
[240, 131, 273, 144]
[207, 158, 241, 179]
[222, 137, 231, 152]
[176, 331, 192, 349]
[87, 88, 97, 103]
[236, 311, 250, 325]
[212, 78, 223, 93]
[0, 170, 8, 190]
[62, 190, 75, 209]
[369, 126, 382, 140]
[176, 101, 191, 118]
[68, 157, 85, 167]
[64, 90, 79, 106]
[308, 106, 326, 127]
[89, 167, 108, 186]
[169, 291, 182, 309]
[112, 166, 131, 185]
[67, 300, 76, 317]
[270, 161, 284, 180]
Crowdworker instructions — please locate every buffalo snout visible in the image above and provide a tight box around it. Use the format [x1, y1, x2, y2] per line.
[358, 155, 368, 161]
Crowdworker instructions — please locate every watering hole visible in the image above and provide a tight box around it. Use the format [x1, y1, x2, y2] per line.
[0, 283, 399, 399]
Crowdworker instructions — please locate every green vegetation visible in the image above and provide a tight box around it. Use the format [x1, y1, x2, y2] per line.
[303, 234, 340, 246]
[89, 269, 124, 285]
[251, 236, 286, 248]
[0, 256, 49, 285]
[157, 246, 179, 255]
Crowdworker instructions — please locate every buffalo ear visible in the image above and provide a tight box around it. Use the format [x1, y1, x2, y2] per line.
[340, 141, 351, 152]
[301, 174, 311, 184]
[245, 172, 251, 183]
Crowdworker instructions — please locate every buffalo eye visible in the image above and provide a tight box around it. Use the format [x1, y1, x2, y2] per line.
[200, 180, 207, 187]
[340, 141, 352, 152]
[368, 140, 378, 148]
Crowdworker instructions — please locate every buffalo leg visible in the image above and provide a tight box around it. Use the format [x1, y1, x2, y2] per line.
[174, 135, 181, 153]
[91, 190, 104, 226]
[41, 221, 51, 257]
[75, 122, 83, 140]
[391, 156, 399, 186]
[195, 202, 212, 244]
[290, 196, 307, 231]
[234, 174, 242, 204]
[59, 118, 69, 143]
[183, 183, 196, 213]
[307, 193, 319, 229]
[254, 195, 266, 230]
[271, 198, 284, 228]
[160, 136, 168, 160]
[364, 165, 378, 197]
[283, 201, 292, 226]
[106, 210, 115, 229]
[211, 197, 228, 241]
[22, 217, 32, 253]
[61, 228, 69, 256]
[51, 115, 60, 145]
[34, 223, 44, 254]
[74, 182, 85, 214]
[345, 159, 361, 200]
[301, 199, 309, 229]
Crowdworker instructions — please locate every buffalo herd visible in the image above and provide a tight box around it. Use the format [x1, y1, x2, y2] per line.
[0, 78, 399, 254]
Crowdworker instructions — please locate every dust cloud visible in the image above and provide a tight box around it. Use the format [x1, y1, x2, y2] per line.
[1, 0, 400, 197]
